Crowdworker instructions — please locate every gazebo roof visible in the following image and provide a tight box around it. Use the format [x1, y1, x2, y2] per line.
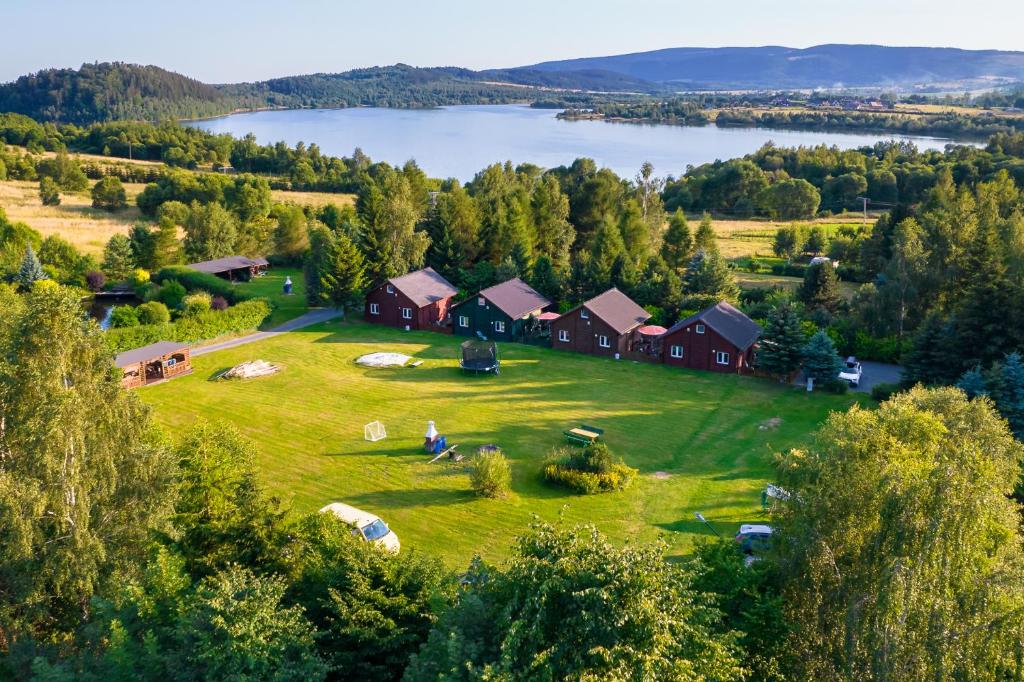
[114, 341, 188, 368]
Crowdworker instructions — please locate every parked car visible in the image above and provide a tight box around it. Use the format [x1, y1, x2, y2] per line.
[839, 356, 863, 387]
[320, 502, 400, 552]
[735, 524, 773, 564]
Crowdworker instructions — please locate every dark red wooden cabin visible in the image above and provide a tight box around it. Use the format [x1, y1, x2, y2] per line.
[550, 288, 650, 358]
[364, 267, 458, 332]
[660, 301, 762, 373]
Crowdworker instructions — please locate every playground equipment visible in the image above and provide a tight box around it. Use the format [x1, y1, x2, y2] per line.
[364, 421, 387, 442]
[459, 339, 500, 374]
[423, 420, 461, 462]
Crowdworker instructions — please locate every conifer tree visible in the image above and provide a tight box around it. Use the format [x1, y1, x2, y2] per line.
[151, 218, 183, 268]
[802, 330, 844, 384]
[798, 262, 840, 313]
[693, 213, 717, 253]
[101, 233, 136, 281]
[660, 209, 692, 272]
[757, 303, 805, 380]
[991, 352, 1024, 438]
[529, 255, 562, 303]
[955, 365, 988, 398]
[683, 248, 738, 302]
[955, 220, 1012, 367]
[16, 244, 46, 290]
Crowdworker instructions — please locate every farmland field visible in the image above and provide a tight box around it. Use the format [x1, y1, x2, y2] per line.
[141, 320, 860, 566]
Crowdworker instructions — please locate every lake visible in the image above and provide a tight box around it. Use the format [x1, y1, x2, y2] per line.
[191, 104, 968, 182]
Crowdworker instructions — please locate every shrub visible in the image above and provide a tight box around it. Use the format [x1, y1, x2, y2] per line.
[542, 443, 637, 495]
[91, 176, 127, 211]
[105, 299, 272, 353]
[39, 176, 60, 206]
[824, 378, 850, 394]
[210, 295, 229, 311]
[156, 280, 187, 309]
[85, 270, 105, 292]
[108, 305, 139, 328]
[182, 291, 213, 316]
[136, 300, 170, 325]
[470, 448, 512, 499]
[153, 266, 250, 304]
[871, 382, 901, 402]
[130, 268, 151, 288]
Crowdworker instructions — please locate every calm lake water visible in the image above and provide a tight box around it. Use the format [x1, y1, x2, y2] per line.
[191, 104, 968, 182]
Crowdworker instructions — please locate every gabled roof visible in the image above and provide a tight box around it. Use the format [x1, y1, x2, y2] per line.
[664, 301, 762, 350]
[473, 278, 550, 319]
[114, 341, 188, 368]
[188, 255, 269, 274]
[572, 288, 650, 335]
[386, 267, 458, 307]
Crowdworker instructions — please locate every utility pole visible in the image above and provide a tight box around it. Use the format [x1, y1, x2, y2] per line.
[855, 196, 870, 226]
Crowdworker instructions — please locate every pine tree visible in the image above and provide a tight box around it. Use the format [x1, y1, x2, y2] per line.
[901, 313, 961, 386]
[660, 209, 692, 273]
[802, 330, 844, 384]
[101, 234, 136, 281]
[992, 352, 1024, 438]
[16, 244, 47, 290]
[529, 255, 562, 303]
[683, 248, 738, 302]
[320, 230, 368, 313]
[758, 303, 805, 380]
[956, 365, 988, 398]
[693, 213, 717, 252]
[38, 176, 60, 206]
[151, 218, 183, 268]
[798, 262, 840, 313]
[954, 220, 1012, 368]
[494, 256, 520, 283]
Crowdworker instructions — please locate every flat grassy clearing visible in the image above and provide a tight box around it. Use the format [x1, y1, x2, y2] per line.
[270, 189, 356, 208]
[140, 320, 860, 566]
[710, 216, 870, 260]
[734, 271, 858, 297]
[244, 267, 309, 328]
[0, 179, 148, 254]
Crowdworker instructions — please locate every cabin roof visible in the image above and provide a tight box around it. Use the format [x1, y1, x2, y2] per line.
[664, 301, 763, 350]
[387, 267, 459, 307]
[187, 255, 269, 275]
[473, 278, 551, 319]
[569, 288, 650, 335]
[114, 341, 189, 368]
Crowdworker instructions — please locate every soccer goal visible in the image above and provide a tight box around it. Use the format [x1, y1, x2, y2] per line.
[364, 421, 387, 442]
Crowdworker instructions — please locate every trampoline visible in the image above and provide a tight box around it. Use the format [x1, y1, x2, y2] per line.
[459, 339, 500, 374]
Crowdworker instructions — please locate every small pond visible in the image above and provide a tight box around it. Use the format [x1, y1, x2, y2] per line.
[85, 292, 141, 330]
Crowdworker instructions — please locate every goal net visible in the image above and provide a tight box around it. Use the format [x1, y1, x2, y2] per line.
[364, 421, 387, 442]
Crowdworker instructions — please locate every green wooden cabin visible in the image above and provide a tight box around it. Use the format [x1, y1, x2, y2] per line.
[452, 278, 551, 342]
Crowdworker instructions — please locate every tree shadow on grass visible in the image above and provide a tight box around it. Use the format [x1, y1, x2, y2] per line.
[344, 487, 476, 510]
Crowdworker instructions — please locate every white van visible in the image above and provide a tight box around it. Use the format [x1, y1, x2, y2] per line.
[320, 502, 400, 553]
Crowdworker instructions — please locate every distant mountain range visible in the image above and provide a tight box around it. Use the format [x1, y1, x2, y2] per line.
[2, 45, 1023, 124]
[519, 44, 1024, 90]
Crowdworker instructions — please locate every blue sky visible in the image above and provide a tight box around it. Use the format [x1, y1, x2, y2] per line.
[2, 0, 1021, 83]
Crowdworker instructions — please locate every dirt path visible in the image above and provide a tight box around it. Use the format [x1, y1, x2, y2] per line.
[191, 308, 343, 357]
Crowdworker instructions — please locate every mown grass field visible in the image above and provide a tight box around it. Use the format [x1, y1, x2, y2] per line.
[140, 320, 860, 566]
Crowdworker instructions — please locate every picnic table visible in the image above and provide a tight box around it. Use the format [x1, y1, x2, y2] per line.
[564, 425, 603, 446]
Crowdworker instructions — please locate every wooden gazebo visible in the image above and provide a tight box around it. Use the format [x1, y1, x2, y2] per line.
[114, 341, 192, 389]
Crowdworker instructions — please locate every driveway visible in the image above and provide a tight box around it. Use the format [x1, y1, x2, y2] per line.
[191, 308, 343, 357]
[853, 361, 902, 394]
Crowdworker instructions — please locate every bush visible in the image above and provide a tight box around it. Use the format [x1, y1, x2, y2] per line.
[153, 265, 250, 304]
[824, 378, 850, 394]
[135, 300, 170, 325]
[130, 268, 150, 288]
[470, 448, 512, 498]
[210, 295, 229, 311]
[105, 298, 272, 353]
[871, 382, 901, 402]
[156, 279, 187, 309]
[542, 443, 637, 495]
[108, 305, 139, 328]
[85, 270, 105, 292]
[182, 291, 213, 316]
[91, 176, 127, 211]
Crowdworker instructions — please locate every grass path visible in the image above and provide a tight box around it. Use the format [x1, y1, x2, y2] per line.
[140, 320, 861, 566]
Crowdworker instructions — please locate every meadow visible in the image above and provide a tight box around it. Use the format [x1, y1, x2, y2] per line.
[140, 319, 860, 566]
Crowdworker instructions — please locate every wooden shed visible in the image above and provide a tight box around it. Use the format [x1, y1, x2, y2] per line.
[550, 288, 650, 358]
[452, 277, 551, 342]
[660, 301, 762, 373]
[364, 267, 458, 332]
[114, 341, 192, 389]
[187, 255, 269, 281]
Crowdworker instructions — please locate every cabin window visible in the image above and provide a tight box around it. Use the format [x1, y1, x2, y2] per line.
[369, 302, 380, 315]
[580, 309, 589, 319]
[716, 351, 730, 365]
[478, 297, 486, 306]
[696, 324, 706, 334]
[558, 329, 570, 342]
[670, 345, 684, 359]
[401, 307, 413, 320]
[386, 284, 394, 294]
[458, 315, 468, 327]
[494, 320, 505, 333]
[598, 335, 610, 348]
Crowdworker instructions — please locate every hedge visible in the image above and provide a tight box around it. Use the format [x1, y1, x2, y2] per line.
[152, 266, 252, 304]
[105, 299, 271, 353]
[542, 443, 637, 495]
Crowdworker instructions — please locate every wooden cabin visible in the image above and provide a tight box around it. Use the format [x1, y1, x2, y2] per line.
[660, 301, 762, 373]
[550, 288, 650, 358]
[364, 267, 458, 332]
[187, 255, 269, 282]
[115, 341, 192, 389]
[452, 278, 551, 342]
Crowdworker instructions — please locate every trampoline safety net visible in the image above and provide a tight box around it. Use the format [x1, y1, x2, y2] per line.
[460, 339, 499, 373]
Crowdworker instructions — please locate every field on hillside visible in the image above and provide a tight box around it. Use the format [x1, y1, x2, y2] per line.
[140, 320, 859, 566]
[711, 216, 870, 260]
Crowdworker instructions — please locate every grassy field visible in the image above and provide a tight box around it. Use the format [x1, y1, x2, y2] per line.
[244, 267, 309, 328]
[140, 320, 860, 566]
[711, 216, 870, 260]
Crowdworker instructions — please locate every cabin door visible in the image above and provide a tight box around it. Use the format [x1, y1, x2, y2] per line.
[145, 360, 164, 384]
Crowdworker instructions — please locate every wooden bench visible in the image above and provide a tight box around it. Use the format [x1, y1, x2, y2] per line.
[564, 424, 604, 446]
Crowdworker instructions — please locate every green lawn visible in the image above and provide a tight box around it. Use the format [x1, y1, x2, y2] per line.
[140, 320, 860, 566]
[231, 267, 309, 329]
